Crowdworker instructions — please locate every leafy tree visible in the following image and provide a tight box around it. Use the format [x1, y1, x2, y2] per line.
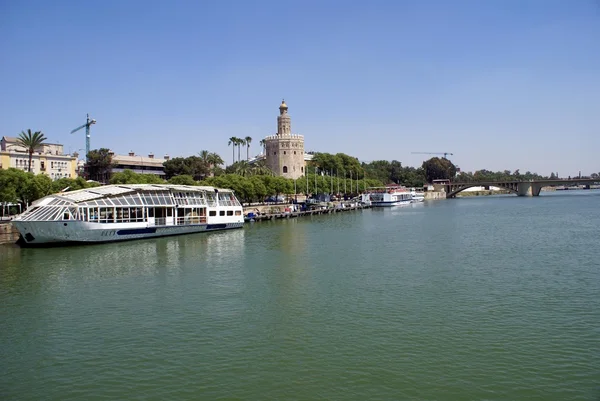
[0, 169, 21, 204]
[361, 160, 425, 187]
[50, 177, 91, 193]
[422, 157, 457, 183]
[248, 176, 268, 201]
[32, 174, 54, 199]
[86, 148, 113, 183]
[456, 169, 548, 182]
[0, 169, 47, 208]
[16, 129, 47, 172]
[168, 175, 197, 186]
[110, 170, 165, 185]
[163, 152, 224, 180]
[163, 157, 192, 179]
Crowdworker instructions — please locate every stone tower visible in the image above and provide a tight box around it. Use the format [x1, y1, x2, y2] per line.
[264, 100, 305, 179]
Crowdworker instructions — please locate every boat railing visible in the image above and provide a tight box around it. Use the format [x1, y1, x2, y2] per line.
[153, 217, 167, 226]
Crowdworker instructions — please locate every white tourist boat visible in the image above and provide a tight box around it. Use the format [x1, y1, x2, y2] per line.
[12, 184, 244, 245]
[366, 185, 413, 207]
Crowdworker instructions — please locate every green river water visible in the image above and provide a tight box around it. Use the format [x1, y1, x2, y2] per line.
[1, 192, 599, 400]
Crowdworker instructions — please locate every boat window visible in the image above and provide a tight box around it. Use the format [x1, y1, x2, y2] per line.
[209, 211, 216, 216]
[227, 210, 233, 216]
[219, 211, 225, 216]
[89, 207, 99, 222]
[235, 210, 241, 216]
[99, 208, 114, 223]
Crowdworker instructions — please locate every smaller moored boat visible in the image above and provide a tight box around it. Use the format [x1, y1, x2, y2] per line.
[410, 188, 425, 203]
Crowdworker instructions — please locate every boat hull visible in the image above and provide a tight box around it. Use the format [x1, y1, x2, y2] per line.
[371, 200, 412, 207]
[12, 220, 244, 246]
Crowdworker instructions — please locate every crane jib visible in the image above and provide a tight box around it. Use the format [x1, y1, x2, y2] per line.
[70, 124, 87, 134]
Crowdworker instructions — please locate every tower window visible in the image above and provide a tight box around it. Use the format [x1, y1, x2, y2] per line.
[274, 152, 276, 155]
[284, 151, 286, 155]
[301, 167, 304, 173]
[294, 151, 296, 155]
[283, 166, 288, 173]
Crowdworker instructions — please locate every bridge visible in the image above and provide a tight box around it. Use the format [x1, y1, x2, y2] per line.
[440, 178, 600, 198]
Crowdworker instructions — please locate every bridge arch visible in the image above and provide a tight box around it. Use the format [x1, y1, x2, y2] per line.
[446, 182, 519, 198]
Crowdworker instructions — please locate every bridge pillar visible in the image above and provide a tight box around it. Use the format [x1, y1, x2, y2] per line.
[517, 182, 542, 196]
[517, 182, 532, 196]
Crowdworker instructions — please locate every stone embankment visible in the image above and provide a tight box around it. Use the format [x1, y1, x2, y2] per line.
[0, 222, 20, 245]
[424, 191, 445, 200]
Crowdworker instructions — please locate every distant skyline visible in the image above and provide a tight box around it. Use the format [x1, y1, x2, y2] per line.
[1, 0, 599, 176]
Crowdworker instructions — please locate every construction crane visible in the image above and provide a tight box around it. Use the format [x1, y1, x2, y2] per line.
[70, 114, 96, 163]
[411, 151, 454, 159]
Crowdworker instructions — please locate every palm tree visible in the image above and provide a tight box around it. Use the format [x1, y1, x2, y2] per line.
[207, 152, 224, 176]
[16, 129, 47, 172]
[259, 139, 266, 155]
[233, 160, 274, 177]
[228, 137, 237, 164]
[199, 149, 210, 163]
[244, 136, 252, 160]
[208, 152, 223, 166]
[251, 159, 274, 176]
[236, 138, 244, 162]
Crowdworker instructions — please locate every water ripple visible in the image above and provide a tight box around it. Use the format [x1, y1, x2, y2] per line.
[1, 193, 599, 400]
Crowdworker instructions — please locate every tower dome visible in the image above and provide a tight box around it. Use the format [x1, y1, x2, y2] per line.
[279, 99, 288, 113]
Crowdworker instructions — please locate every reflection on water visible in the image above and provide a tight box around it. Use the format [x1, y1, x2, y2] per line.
[0, 229, 246, 290]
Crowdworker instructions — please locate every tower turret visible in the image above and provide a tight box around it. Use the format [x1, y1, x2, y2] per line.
[277, 99, 291, 136]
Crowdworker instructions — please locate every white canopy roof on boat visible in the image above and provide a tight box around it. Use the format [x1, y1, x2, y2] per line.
[31, 184, 233, 207]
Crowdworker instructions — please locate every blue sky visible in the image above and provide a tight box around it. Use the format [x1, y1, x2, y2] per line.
[1, 0, 599, 176]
